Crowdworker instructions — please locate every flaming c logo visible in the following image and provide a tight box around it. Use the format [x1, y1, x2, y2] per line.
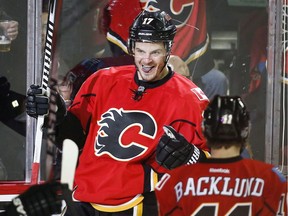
[143, 0, 160, 12]
[142, 0, 194, 28]
[95, 108, 157, 161]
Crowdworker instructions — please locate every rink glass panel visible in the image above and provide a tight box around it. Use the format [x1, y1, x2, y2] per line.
[0, 0, 286, 183]
[0, 0, 28, 181]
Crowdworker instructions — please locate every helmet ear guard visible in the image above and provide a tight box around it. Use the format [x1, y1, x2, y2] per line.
[127, 38, 134, 55]
[202, 95, 251, 143]
[127, 10, 177, 56]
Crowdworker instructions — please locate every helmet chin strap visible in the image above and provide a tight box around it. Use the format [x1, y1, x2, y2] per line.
[151, 55, 170, 80]
[160, 54, 170, 75]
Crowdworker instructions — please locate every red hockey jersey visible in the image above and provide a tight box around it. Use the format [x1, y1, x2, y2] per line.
[68, 65, 209, 211]
[155, 156, 288, 216]
[107, 0, 207, 63]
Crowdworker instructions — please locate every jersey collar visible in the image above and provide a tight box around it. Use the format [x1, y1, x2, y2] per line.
[134, 67, 174, 89]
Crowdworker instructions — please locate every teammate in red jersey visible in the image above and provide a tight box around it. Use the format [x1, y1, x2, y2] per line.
[26, 9, 210, 216]
[155, 95, 287, 216]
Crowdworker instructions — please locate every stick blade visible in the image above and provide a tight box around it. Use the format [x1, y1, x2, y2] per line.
[60, 139, 79, 190]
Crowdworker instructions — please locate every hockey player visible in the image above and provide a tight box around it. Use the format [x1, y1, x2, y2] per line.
[155, 95, 287, 216]
[103, 0, 228, 99]
[26, 9, 210, 216]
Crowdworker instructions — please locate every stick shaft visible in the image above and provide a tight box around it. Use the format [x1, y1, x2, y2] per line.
[31, 0, 62, 184]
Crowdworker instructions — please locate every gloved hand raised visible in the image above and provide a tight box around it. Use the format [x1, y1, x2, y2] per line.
[26, 84, 49, 118]
[26, 84, 67, 123]
[156, 125, 206, 170]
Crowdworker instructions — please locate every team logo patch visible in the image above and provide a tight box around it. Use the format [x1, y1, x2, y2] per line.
[191, 87, 209, 101]
[144, 0, 160, 12]
[96, 108, 157, 161]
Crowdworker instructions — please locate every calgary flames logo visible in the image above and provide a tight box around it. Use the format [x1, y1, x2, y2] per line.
[142, 0, 194, 28]
[144, 0, 160, 12]
[95, 108, 157, 161]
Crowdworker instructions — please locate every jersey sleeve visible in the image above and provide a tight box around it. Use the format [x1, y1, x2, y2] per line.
[155, 172, 185, 216]
[262, 166, 287, 215]
[149, 84, 210, 173]
[68, 70, 102, 131]
[171, 86, 209, 152]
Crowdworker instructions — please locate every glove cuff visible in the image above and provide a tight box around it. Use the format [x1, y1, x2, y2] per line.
[186, 146, 207, 165]
[4, 197, 27, 216]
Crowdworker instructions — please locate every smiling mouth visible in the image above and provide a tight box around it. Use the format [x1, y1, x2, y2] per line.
[142, 65, 154, 73]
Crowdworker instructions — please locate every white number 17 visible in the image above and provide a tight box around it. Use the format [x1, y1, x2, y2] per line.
[143, 18, 154, 25]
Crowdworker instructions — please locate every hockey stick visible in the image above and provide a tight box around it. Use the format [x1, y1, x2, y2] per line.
[60, 139, 79, 190]
[31, 0, 63, 184]
[59, 139, 80, 216]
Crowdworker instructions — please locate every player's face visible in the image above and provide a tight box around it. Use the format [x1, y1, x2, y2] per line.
[134, 42, 168, 82]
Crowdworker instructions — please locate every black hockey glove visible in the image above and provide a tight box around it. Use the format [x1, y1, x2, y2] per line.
[26, 84, 67, 122]
[156, 125, 206, 170]
[4, 181, 68, 216]
[26, 84, 49, 118]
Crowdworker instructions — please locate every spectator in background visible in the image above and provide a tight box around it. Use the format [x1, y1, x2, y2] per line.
[0, 1, 24, 181]
[236, 9, 268, 161]
[168, 55, 190, 77]
[0, 6, 19, 42]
